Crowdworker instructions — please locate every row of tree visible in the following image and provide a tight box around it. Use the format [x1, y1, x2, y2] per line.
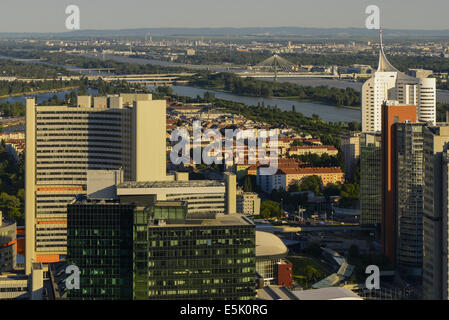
[0, 79, 80, 96]
[191, 72, 361, 107]
[0, 141, 24, 225]
[165, 49, 449, 75]
[0, 58, 72, 78]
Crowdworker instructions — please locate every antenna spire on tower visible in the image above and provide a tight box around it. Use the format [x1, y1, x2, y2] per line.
[379, 26, 383, 49]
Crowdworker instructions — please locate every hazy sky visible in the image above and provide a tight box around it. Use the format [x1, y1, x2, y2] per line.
[1, 0, 449, 33]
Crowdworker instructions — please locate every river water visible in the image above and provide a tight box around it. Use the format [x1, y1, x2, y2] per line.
[0, 86, 360, 123]
[5, 52, 449, 123]
[91, 53, 449, 104]
[0, 88, 98, 105]
[168, 86, 361, 123]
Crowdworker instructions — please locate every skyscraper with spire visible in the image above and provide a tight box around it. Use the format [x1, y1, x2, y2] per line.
[361, 29, 436, 132]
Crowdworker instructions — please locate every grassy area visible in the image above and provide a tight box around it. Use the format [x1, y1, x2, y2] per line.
[287, 255, 333, 289]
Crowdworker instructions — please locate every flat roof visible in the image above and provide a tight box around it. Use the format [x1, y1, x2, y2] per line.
[118, 180, 224, 189]
[151, 214, 254, 228]
[291, 287, 363, 300]
[257, 286, 299, 300]
[117, 180, 226, 196]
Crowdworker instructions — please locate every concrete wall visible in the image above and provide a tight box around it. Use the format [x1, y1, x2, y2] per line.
[224, 172, 236, 214]
[25, 98, 36, 275]
[132, 100, 167, 182]
[77, 95, 91, 108]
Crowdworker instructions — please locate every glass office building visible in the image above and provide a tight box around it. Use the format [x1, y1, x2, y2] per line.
[394, 122, 424, 277]
[67, 199, 256, 300]
[360, 132, 382, 225]
[67, 201, 134, 300]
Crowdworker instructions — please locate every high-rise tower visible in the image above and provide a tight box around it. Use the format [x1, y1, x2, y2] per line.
[25, 94, 167, 274]
[362, 29, 436, 132]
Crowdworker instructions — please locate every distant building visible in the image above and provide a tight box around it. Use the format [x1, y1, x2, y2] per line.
[287, 145, 338, 157]
[257, 166, 344, 194]
[340, 132, 360, 181]
[237, 191, 261, 216]
[0, 211, 16, 272]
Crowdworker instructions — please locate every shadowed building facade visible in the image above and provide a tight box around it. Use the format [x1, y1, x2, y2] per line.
[360, 132, 382, 226]
[381, 103, 417, 264]
[394, 122, 425, 277]
[422, 126, 449, 299]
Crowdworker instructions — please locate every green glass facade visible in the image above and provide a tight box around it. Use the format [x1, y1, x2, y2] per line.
[394, 123, 424, 277]
[67, 200, 256, 300]
[67, 203, 134, 300]
[360, 132, 382, 226]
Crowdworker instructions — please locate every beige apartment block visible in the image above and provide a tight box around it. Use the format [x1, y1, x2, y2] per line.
[25, 94, 166, 274]
[237, 191, 261, 216]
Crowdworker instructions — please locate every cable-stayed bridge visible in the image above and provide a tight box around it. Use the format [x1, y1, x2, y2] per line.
[237, 54, 340, 80]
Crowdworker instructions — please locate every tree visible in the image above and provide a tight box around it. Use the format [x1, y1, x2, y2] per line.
[156, 86, 173, 96]
[0, 192, 22, 223]
[299, 175, 322, 196]
[260, 200, 281, 219]
[324, 183, 341, 197]
[304, 265, 322, 283]
[243, 176, 253, 192]
[341, 184, 360, 200]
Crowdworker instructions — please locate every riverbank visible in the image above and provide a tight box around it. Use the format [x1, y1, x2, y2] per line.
[0, 86, 80, 100]
[280, 96, 360, 110]
[187, 82, 361, 110]
[168, 85, 361, 123]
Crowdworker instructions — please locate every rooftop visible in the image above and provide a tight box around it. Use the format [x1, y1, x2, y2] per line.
[257, 285, 299, 300]
[292, 287, 362, 300]
[278, 167, 343, 175]
[257, 286, 362, 300]
[289, 145, 337, 151]
[117, 180, 224, 189]
[151, 214, 255, 228]
[256, 231, 288, 259]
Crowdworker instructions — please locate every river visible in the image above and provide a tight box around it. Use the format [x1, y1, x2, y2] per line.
[87, 53, 449, 104]
[0, 86, 360, 123]
[7, 51, 449, 122]
[0, 88, 99, 105]
[168, 86, 360, 123]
